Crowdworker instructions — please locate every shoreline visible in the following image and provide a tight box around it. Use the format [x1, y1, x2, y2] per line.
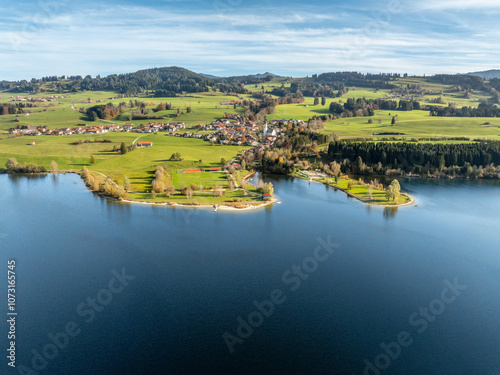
[299, 173, 416, 208]
[86, 169, 276, 211]
[117, 197, 277, 211]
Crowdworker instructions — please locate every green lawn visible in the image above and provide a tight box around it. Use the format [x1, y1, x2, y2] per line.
[319, 177, 412, 206]
[0, 132, 250, 194]
[2, 76, 499, 206]
[127, 187, 263, 206]
[320, 109, 500, 140]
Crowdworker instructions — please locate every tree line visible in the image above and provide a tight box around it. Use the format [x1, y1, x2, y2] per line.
[1, 67, 213, 96]
[327, 141, 500, 177]
[429, 103, 500, 117]
[328, 98, 420, 118]
[0, 102, 38, 115]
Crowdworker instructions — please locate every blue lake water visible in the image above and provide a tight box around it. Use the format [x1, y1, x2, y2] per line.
[1, 173, 500, 375]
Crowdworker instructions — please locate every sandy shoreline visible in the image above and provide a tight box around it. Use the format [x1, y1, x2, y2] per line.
[118, 197, 277, 211]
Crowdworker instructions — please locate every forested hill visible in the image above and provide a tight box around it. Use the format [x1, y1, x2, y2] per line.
[0, 67, 213, 96]
[466, 70, 500, 79]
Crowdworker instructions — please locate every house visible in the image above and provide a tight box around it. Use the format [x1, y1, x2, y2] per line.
[264, 193, 272, 201]
[137, 142, 153, 148]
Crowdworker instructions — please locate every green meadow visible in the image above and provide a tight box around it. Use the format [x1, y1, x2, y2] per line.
[0, 132, 249, 193]
[1, 76, 500, 205]
[320, 110, 500, 139]
[320, 177, 412, 206]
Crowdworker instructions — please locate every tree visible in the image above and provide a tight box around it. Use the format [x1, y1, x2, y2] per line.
[91, 111, 99, 121]
[120, 142, 127, 155]
[90, 155, 95, 165]
[6, 158, 19, 171]
[386, 179, 401, 201]
[330, 161, 341, 177]
[179, 182, 187, 195]
[186, 186, 193, 199]
[356, 156, 363, 173]
[241, 159, 246, 171]
[321, 96, 326, 106]
[82, 166, 90, 180]
[213, 183, 223, 197]
[123, 176, 131, 191]
[220, 158, 227, 167]
[262, 182, 274, 195]
[391, 116, 396, 125]
[170, 152, 181, 161]
[50, 160, 59, 173]
[314, 97, 319, 106]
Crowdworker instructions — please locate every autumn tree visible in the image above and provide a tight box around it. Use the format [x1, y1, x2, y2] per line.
[386, 179, 401, 201]
[123, 176, 131, 191]
[6, 158, 19, 171]
[50, 160, 59, 173]
[262, 182, 274, 195]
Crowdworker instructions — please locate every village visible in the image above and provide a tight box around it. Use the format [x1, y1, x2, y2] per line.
[10, 95, 67, 102]
[8, 117, 307, 152]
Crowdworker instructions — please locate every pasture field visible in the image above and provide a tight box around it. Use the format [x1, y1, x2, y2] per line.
[0, 132, 250, 193]
[1, 75, 500, 204]
[0, 91, 249, 130]
[320, 110, 500, 140]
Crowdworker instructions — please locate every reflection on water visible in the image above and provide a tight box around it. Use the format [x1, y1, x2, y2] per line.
[2, 174, 500, 375]
[8, 173, 48, 184]
[383, 206, 398, 220]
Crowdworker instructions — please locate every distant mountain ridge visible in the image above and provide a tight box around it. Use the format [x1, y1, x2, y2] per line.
[198, 73, 220, 79]
[199, 72, 284, 79]
[247, 72, 284, 78]
[466, 70, 500, 79]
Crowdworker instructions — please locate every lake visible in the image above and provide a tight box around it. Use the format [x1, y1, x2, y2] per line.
[1, 173, 500, 375]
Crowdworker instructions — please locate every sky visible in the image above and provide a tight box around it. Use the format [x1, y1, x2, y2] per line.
[1, 0, 499, 80]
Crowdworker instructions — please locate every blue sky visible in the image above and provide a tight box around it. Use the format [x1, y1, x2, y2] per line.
[1, 0, 499, 80]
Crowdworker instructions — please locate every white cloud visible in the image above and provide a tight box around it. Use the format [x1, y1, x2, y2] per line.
[417, 0, 500, 11]
[0, 2, 499, 79]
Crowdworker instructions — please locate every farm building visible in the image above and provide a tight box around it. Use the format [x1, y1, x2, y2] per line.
[137, 142, 153, 148]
